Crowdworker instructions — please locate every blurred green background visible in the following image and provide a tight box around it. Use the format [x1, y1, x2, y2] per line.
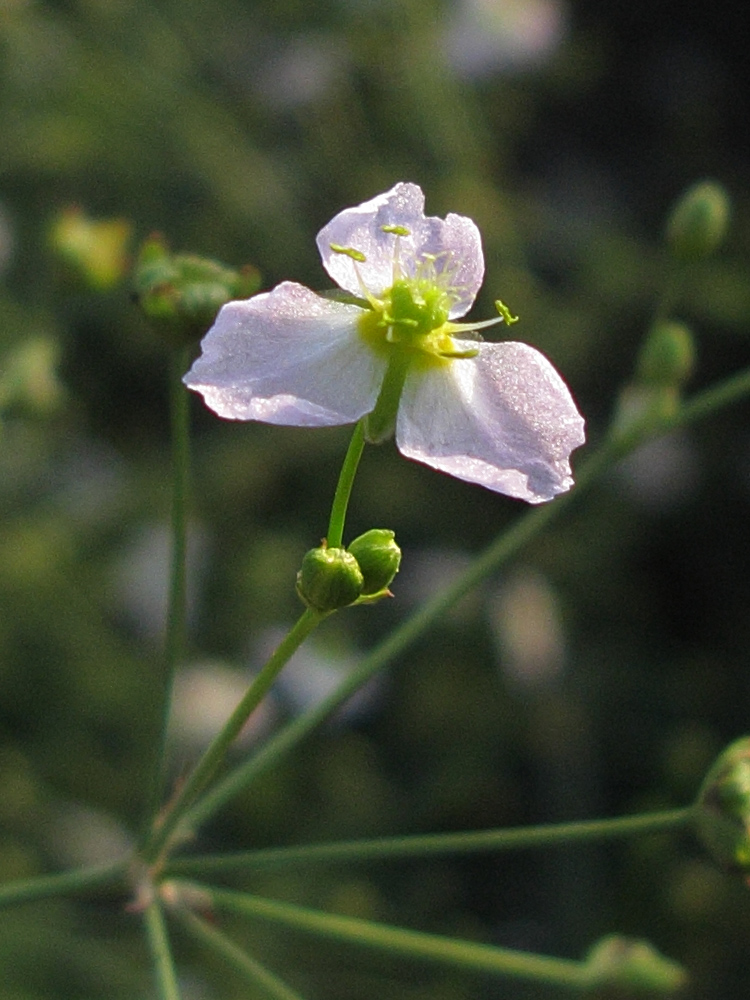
[3, 0, 750, 997]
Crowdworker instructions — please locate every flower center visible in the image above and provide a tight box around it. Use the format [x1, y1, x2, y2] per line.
[333, 232, 468, 362]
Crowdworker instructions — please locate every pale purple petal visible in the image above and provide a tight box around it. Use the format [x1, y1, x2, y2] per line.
[184, 282, 386, 426]
[396, 341, 585, 503]
[316, 182, 484, 318]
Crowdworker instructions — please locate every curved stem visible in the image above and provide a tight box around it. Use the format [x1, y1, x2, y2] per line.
[326, 419, 366, 548]
[140, 345, 192, 844]
[193, 885, 586, 989]
[166, 807, 694, 876]
[182, 363, 750, 836]
[0, 859, 129, 911]
[144, 898, 182, 1000]
[140, 607, 328, 865]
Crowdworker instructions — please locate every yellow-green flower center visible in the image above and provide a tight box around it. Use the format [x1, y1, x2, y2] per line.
[357, 273, 468, 363]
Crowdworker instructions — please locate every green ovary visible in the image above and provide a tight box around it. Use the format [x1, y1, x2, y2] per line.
[357, 277, 457, 362]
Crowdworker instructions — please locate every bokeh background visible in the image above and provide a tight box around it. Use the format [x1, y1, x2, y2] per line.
[2, 0, 750, 997]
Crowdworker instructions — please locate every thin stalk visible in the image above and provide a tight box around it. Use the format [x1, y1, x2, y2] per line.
[166, 807, 693, 877]
[144, 898, 182, 1000]
[326, 419, 366, 548]
[194, 886, 586, 990]
[182, 363, 750, 832]
[175, 907, 309, 1000]
[182, 439, 619, 832]
[0, 859, 129, 911]
[140, 345, 192, 844]
[141, 607, 327, 865]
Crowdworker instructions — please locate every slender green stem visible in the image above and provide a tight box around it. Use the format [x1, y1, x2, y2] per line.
[166, 807, 693, 876]
[326, 419, 366, 548]
[192, 885, 586, 989]
[175, 907, 309, 1000]
[141, 606, 327, 865]
[180, 362, 750, 837]
[144, 898, 182, 1000]
[182, 440, 619, 832]
[140, 346, 192, 845]
[0, 859, 129, 911]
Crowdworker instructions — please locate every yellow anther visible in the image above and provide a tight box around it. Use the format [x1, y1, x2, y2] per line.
[329, 244, 367, 263]
[495, 300, 520, 325]
[381, 225, 411, 237]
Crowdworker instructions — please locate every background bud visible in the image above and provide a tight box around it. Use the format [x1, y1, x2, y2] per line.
[133, 236, 261, 346]
[296, 545, 364, 612]
[583, 935, 687, 995]
[347, 529, 401, 595]
[665, 180, 730, 263]
[694, 736, 750, 874]
[49, 207, 131, 290]
[636, 321, 695, 389]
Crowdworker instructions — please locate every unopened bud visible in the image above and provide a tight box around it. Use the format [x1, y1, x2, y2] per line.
[636, 322, 695, 389]
[296, 545, 364, 612]
[666, 180, 730, 263]
[50, 207, 131, 290]
[694, 736, 750, 875]
[583, 935, 688, 995]
[133, 236, 261, 346]
[347, 529, 401, 596]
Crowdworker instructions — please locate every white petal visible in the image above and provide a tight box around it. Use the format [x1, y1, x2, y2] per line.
[184, 282, 387, 426]
[316, 182, 484, 318]
[396, 341, 585, 503]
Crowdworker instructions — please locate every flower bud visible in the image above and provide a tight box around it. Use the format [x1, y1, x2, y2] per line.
[583, 935, 687, 995]
[133, 236, 261, 346]
[347, 529, 401, 596]
[296, 545, 364, 612]
[49, 207, 132, 290]
[635, 321, 696, 389]
[665, 180, 730, 263]
[694, 736, 750, 875]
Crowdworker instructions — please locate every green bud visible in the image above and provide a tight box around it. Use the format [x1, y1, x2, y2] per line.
[665, 180, 730, 263]
[49, 207, 132, 290]
[636, 321, 696, 389]
[0, 337, 63, 417]
[583, 935, 687, 995]
[694, 736, 750, 875]
[133, 236, 261, 346]
[347, 529, 401, 596]
[296, 545, 364, 612]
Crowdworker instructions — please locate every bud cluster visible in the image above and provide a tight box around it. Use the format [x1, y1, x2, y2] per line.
[296, 529, 401, 612]
[133, 236, 261, 346]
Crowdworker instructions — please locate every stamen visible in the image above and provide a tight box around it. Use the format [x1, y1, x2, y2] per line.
[495, 300, 520, 325]
[329, 244, 367, 263]
[381, 224, 411, 237]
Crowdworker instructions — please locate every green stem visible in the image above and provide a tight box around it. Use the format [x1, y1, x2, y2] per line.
[140, 606, 327, 865]
[182, 362, 750, 835]
[326, 419, 366, 548]
[182, 441, 618, 832]
[0, 859, 129, 911]
[175, 907, 309, 1000]
[140, 346, 192, 844]
[193, 885, 586, 990]
[166, 807, 693, 876]
[144, 898, 182, 1000]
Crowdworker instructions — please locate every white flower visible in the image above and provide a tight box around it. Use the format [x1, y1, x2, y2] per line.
[184, 182, 585, 503]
